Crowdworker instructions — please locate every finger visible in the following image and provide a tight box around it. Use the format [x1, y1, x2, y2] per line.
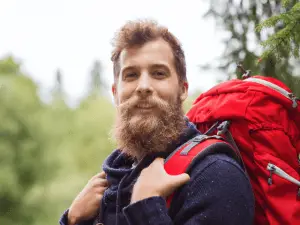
[153, 157, 164, 166]
[157, 157, 164, 163]
[95, 186, 108, 194]
[93, 178, 109, 187]
[97, 171, 106, 178]
[170, 173, 190, 188]
[95, 193, 104, 201]
[146, 157, 163, 170]
[91, 171, 106, 180]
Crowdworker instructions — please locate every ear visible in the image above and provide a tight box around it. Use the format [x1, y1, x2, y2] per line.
[179, 81, 189, 102]
[112, 83, 118, 105]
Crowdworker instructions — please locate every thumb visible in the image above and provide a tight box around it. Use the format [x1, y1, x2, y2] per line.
[169, 173, 190, 189]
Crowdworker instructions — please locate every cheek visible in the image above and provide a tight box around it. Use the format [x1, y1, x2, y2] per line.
[156, 82, 180, 102]
[117, 83, 135, 104]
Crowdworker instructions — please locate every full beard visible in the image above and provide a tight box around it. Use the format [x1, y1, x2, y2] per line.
[112, 95, 186, 160]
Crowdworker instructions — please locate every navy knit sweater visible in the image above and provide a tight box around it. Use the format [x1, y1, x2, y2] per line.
[60, 122, 254, 225]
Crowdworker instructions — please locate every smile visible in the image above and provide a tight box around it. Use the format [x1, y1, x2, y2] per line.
[136, 103, 154, 109]
[134, 104, 155, 113]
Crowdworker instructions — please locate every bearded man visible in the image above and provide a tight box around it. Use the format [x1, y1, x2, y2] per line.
[59, 19, 254, 225]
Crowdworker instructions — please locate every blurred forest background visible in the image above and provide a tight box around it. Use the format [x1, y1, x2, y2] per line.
[1, 0, 299, 225]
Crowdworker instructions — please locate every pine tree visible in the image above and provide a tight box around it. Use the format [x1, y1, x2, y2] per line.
[52, 68, 66, 105]
[204, 0, 300, 96]
[257, 0, 300, 60]
[88, 60, 103, 97]
[54, 69, 63, 98]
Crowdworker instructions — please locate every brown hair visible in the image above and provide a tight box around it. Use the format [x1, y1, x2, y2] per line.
[111, 19, 187, 83]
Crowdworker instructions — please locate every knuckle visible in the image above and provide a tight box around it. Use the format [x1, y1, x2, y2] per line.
[95, 186, 107, 194]
[96, 193, 103, 201]
[141, 168, 148, 175]
[90, 175, 97, 181]
[92, 178, 105, 186]
[91, 181, 99, 188]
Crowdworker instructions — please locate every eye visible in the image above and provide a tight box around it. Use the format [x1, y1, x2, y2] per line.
[124, 72, 138, 80]
[153, 70, 166, 78]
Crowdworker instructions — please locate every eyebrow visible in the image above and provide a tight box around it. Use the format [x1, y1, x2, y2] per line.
[150, 63, 170, 71]
[121, 63, 171, 75]
[121, 66, 139, 74]
[150, 64, 172, 77]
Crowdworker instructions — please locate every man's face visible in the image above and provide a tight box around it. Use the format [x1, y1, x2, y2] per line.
[112, 38, 188, 121]
[112, 38, 188, 158]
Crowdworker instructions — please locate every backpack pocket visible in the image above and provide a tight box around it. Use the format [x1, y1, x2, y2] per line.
[254, 152, 300, 225]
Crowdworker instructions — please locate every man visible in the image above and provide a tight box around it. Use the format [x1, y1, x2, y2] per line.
[59, 19, 254, 225]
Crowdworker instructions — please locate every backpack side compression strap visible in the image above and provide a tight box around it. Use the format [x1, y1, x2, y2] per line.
[164, 134, 242, 208]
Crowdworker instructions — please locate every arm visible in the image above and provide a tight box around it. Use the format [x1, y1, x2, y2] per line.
[123, 155, 255, 225]
[59, 210, 94, 225]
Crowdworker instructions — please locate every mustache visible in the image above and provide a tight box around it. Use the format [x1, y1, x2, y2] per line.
[118, 95, 169, 113]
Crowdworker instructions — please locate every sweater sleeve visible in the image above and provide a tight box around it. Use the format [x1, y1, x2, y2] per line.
[123, 155, 255, 225]
[59, 209, 94, 225]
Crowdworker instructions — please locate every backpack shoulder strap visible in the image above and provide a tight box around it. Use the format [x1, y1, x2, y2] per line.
[164, 134, 243, 208]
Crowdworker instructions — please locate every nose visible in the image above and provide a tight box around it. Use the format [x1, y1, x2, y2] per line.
[136, 72, 153, 97]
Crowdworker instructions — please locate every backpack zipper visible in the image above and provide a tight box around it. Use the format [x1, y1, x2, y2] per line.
[267, 163, 300, 198]
[244, 77, 298, 108]
[267, 163, 300, 186]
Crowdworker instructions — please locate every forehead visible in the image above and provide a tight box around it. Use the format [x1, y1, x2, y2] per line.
[119, 39, 175, 68]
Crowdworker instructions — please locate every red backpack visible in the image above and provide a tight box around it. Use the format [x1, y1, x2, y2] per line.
[164, 75, 300, 225]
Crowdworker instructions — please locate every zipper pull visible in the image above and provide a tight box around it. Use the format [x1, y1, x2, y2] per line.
[268, 167, 274, 185]
[267, 163, 300, 186]
[267, 163, 276, 185]
[288, 93, 298, 108]
[217, 121, 231, 135]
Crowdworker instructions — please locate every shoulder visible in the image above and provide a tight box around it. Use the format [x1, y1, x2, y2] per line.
[170, 154, 255, 224]
[189, 153, 247, 178]
[188, 153, 252, 192]
[170, 153, 254, 209]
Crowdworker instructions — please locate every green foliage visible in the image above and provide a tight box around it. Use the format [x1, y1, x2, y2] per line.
[0, 56, 116, 225]
[0, 57, 55, 225]
[71, 96, 115, 173]
[257, 2, 300, 60]
[204, 0, 300, 96]
[183, 90, 202, 112]
[0, 56, 21, 75]
[283, 0, 292, 8]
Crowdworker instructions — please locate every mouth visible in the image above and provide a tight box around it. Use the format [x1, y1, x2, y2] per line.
[136, 103, 154, 109]
[134, 103, 155, 112]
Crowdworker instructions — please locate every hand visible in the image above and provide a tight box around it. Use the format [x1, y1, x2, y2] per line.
[131, 158, 190, 203]
[68, 171, 108, 225]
